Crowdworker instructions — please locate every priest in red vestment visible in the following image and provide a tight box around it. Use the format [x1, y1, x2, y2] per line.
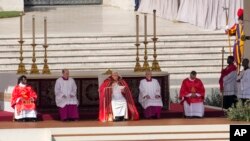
[179, 71, 205, 118]
[99, 71, 139, 122]
[11, 75, 37, 121]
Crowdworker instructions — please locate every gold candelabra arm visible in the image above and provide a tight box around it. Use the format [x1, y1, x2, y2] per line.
[151, 37, 161, 71]
[42, 45, 51, 74]
[134, 43, 142, 72]
[142, 41, 150, 71]
[30, 43, 39, 74]
[17, 40, 27, 74]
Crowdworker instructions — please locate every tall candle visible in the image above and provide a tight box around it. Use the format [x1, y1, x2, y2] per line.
[44, 17, 47, 45]
[32, 15, 35, 44]
[20, 12, 23, 40]
[136, 15, 139, 44]
[153, 10, 156, 38]
[144, 14, 147, 42]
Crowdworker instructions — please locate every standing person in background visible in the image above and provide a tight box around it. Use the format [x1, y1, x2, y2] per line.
[226, 8, 244, 71]
[237, 58, 250, 103]
[219, 56, 237, 109]
[55, 69, 79, 121]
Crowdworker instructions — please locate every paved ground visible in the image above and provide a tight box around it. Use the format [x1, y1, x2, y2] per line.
[0, 5, 222, 38]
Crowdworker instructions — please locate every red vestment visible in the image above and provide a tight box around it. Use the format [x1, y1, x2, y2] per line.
[99, 77, 139, 122]
[11, 85, 37, 114]
[179, 78, 205, 105]
[219, 64, 237, 91]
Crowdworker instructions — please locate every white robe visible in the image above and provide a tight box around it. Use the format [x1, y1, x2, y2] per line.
[237, 69, 250, 99]
[183, 93, 204, 117]
[111, 83, 128, 119]
[139, 79, 163, 109]
[223, 70, 237, 96]
[54, 77, 78, 108]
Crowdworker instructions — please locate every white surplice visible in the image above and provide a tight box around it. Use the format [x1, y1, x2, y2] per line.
[223, 70, 237, 96]
[139, 79, 163, 109]
[183, 93, 204, 117]
[54, 77, 78, 108]
[237, 69, 250, 99]
[111, 83, 128, 119]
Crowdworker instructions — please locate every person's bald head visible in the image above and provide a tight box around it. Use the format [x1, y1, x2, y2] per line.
[145, 70, 152, 80]
[62, 69, 69, 79]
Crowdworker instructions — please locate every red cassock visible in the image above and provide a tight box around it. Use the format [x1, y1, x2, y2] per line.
[179, 78, 205, 105]
[219, 64, 237, 91]
[99, 77, 139, 122]
[11, 85, 37, 114]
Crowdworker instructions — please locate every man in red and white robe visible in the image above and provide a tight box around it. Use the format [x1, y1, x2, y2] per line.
[99, 71, 139, 122]
[11, 75, 37, 121]
[219, 56, 237, 109]
[179, 71, 205, 118]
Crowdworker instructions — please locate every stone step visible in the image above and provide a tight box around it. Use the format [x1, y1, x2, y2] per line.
[0, 34, 229, 45]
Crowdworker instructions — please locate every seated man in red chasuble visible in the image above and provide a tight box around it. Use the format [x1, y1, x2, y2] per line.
[99, 71, 139, 122]
[11, 75, 37, 122]
[179, 71, 205, 118]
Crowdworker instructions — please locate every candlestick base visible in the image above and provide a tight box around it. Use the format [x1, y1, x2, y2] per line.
[142, 41, 151, 71]
[30, 43, 39, 74]
[134, 43, 143, 72]
[17, 40, 27, 74]
[151, 37, 161, 72]
[42, 44, 51, 74]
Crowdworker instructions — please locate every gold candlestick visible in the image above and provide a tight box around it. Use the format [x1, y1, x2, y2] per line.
[151, 38, 161, 71]
[142, 14, 150, 71]
[17, 12, 27, 74]
[30, 15, 39, 74]
[134, 43, 142, 72]
[42, 17, 51, 74]
[151, 10, 161, 71]
[134, 15, 142, 72]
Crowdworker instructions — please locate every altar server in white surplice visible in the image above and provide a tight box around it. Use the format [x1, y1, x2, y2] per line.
[237, 58, 250, 103]
[54, 69, 79, 121]
[139, 71, 163, 119]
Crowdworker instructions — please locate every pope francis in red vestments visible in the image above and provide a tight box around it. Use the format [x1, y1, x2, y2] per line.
[99, 71, 139, 122]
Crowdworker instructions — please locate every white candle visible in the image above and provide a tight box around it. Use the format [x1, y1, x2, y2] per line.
[20, 12, 23, 40]
[144, 14, 147, 42]
[136, 15, 139, 44]
[44, 17, 47, 45]
[32, 15, 35, 44]
[153, 10, 156, 38]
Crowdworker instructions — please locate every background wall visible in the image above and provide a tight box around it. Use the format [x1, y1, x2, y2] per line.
[0, 0, 24, 11]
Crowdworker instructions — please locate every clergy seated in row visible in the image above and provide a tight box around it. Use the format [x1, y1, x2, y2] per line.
[11, 75, 37, 122]
[99, 71, 139, 122]
[54, 69, 79, 121]
[237, 58, 250, 103]
[139, 71, 163, 119]
[179, 71, 205, 118]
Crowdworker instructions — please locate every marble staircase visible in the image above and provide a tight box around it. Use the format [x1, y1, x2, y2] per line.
[0, 33, 231, 97]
